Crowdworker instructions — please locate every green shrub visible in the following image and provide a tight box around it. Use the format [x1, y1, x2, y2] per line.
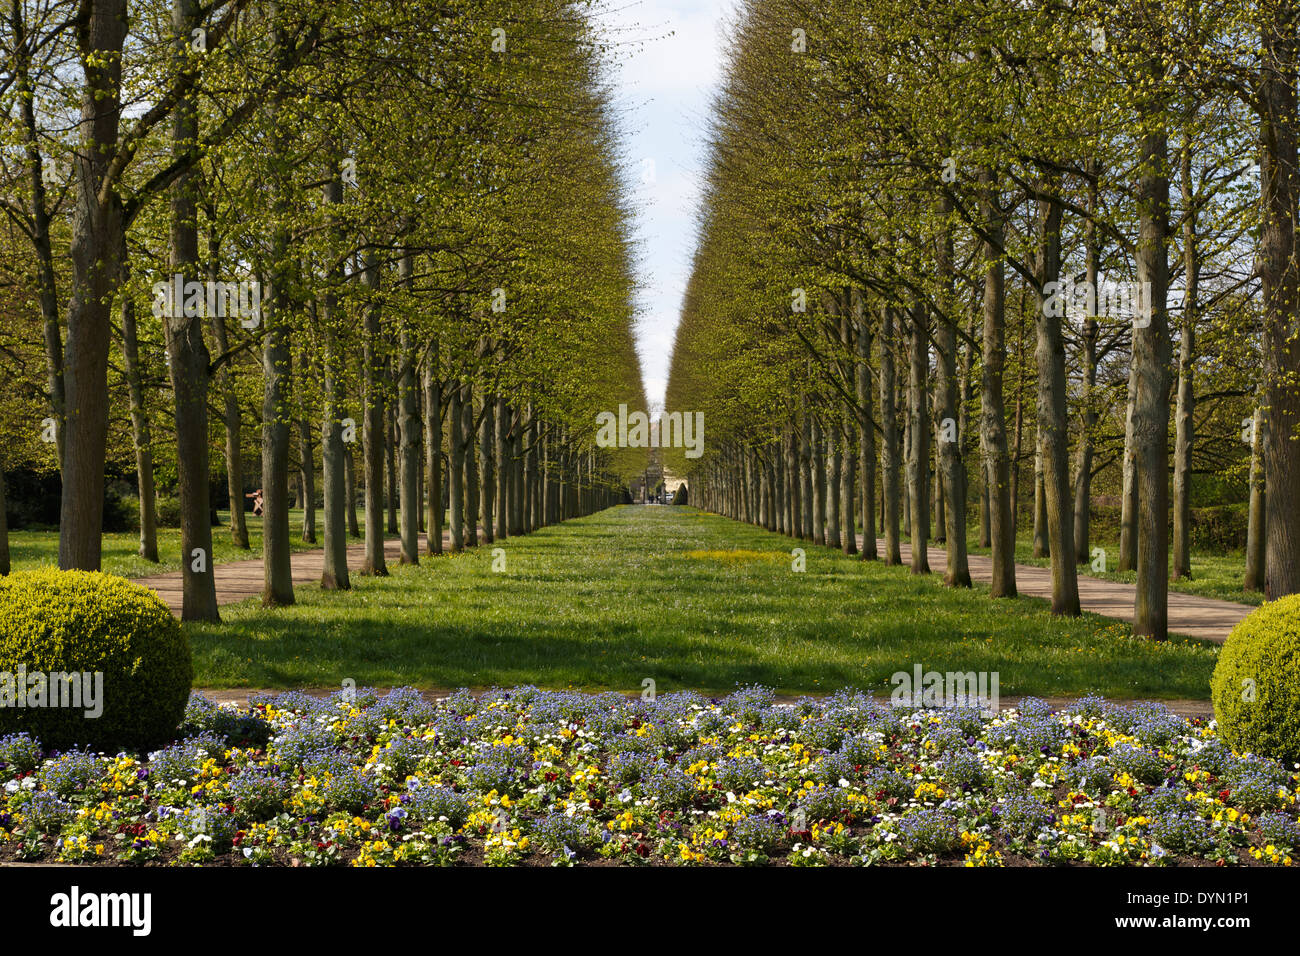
[1189, 504, 1249, 554]
[1077, 503, 1247, 554]
[1210, 595, 1300, 765]
[155, 496, 183, 528]
[101, 480, 140, 534]
[0, 569, 191, 752]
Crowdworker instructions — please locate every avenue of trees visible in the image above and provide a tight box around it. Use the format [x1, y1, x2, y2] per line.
[0, 0, 647, 619]
[665, 0, 1294, 638]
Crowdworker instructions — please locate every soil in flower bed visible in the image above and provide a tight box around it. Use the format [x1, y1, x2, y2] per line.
[0, 687, 1295, 867]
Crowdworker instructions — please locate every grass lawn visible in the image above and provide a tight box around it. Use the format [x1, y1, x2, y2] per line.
[188, 505, 1220, 699]
[6, 508, 351, 579]
[962, 532, 1261, 606]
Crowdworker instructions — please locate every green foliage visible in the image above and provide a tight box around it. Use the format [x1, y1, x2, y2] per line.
[1190, 505, 1250, 554]
[0, 0, 648, 565]
[154, 497, 183, 530]
[0, 570, 192, 751]
[663, 0, 1262, 568]
[103, 486, 140, 534]
[1211, 595, 1300, 765]
[1081, 505, 1248, 554]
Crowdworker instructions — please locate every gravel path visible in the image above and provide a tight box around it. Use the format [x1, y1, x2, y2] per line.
[856, 536, 1249, 644]
[132, 529, 476, 614]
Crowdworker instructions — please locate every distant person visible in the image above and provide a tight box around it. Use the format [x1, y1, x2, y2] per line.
[246, 488, 264, 517]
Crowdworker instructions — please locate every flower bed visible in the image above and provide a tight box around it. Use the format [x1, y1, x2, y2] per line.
[0, 686, 1296, 867]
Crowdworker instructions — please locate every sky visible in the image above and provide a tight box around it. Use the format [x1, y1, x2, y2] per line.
[596, 0, 736, 413]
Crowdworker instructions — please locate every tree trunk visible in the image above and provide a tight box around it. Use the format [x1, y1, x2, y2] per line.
[855, 290, 876, 559]
[510, 413, 525, 534]
[1172, 142, 1197, 581]
[361, 250, 387, 575]
[448, 382, 465, 551]
[261, 219, 295, 606]
[980, 168, 1016, 597]
[545, 435, 557, 525]
[1245, 406, 1267, 591]
[800, 411, 814, 540]
[298, 416, 317, 543]
[1118, 359, 1139, 573]
[933, 439, 945, 544]
[880, 306, 902, 565]
[386, 402, 399, 534]
[1132, 113, 1171, 638]
[904, 382, 915, 541]
[812, 414, 827, 545]
[1073, 318, 1098, 567]
[120, 266, 160, 562]
[164, 0, 219, 621]
[398, 265, 422, 565]
[423, 342, 443, 556]
[315, 154, 349, 590]
[13, 0, 67, 469]
[1073, 162, 1100, 566]
[526, 411, 540, 532]
[206, 239, 248, 552]
[465, 383, 479, 545]
[786, 429, 801, 539]
[961, 313, 988, 552]
[1258, 4, 1300, 599]
[345, 444, 359, 538]
[479, 392, 496, 545]
[1032, 438, 1048, 558]
[935, 200, 970, 587]
[773, 436, 786, 534]
[826, 422, 842, 549]
[907, 301, 930, 574]
[496, 399, 510, 540]
[558, 440, 569, 519]
[1010, 290, 1027, 533]
[840, 412, 857, 555]
[540, 434, 551, 526]
[58, 0, 128, 571]
[1033, 188, 1079, 615]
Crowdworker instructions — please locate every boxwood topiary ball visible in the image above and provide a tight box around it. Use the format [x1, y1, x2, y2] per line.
[1210, 594, 1300, 766]
[0, 569, 192, 752]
